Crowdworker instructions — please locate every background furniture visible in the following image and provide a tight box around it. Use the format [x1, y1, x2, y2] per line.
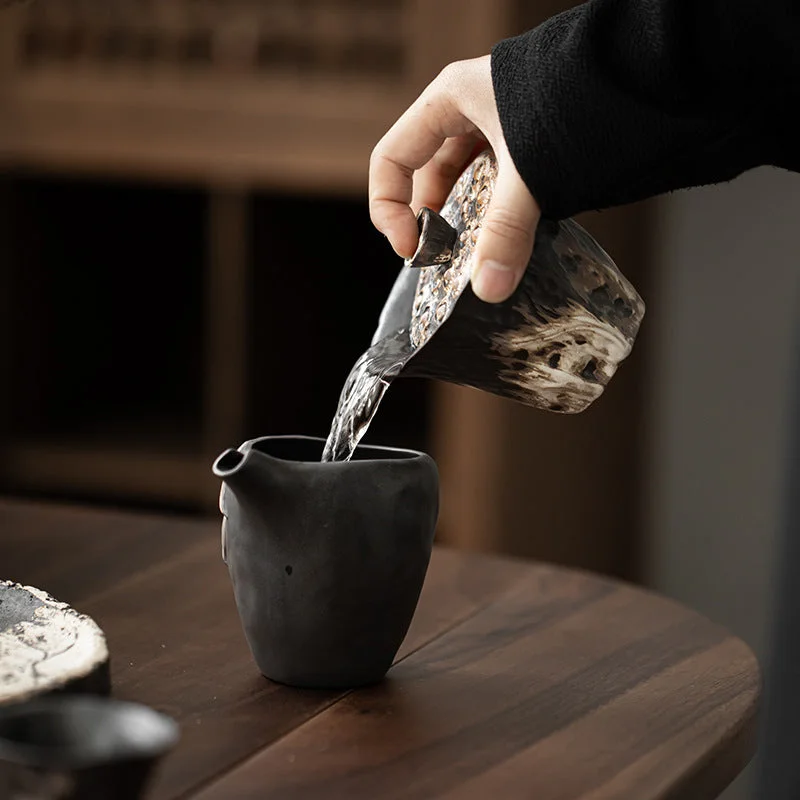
[0, 0, 652, 582]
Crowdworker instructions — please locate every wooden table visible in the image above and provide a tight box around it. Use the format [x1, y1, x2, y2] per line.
[0, 498, 759, 800]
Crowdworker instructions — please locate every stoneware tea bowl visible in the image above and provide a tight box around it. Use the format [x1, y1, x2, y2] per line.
[212, 435, 439, 689]
[0, 694, 179, 800]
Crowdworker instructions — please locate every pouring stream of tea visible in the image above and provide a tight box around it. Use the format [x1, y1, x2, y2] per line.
[321, 150, 644, 462]
[322, 153, 502, 462]
[321, 329, 412, 462]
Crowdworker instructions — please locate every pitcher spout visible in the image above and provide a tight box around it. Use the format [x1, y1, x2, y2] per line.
[213, 447, 262, 566]
[212, 447, 251, 482]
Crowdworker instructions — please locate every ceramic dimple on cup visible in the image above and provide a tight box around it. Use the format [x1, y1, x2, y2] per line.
[213, 435, 439, 690]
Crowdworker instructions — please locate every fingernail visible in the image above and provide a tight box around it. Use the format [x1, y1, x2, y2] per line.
[473, 261, 518, 303]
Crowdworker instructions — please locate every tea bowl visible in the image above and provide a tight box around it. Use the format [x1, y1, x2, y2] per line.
[0, 694, 179, 800]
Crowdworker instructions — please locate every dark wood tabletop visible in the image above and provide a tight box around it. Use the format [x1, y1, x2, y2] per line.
[0, 497, 759, 800]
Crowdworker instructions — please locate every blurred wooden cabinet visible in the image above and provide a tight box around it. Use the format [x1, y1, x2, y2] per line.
[0, 0, 650, 580]
[0, 0, 507, 188]
[0, 0, 505, 509]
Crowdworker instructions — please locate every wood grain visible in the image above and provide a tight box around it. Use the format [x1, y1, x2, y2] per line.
[194, 570, 759, 800]
[0, 499, 529, 799]
[0, 499, 759, 800]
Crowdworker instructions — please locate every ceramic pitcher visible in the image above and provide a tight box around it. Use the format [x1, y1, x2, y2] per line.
[213, 435, 439, 689]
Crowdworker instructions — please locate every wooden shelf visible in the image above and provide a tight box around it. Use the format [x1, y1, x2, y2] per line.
[0, 72, 408, 192]
[1, 439, 215, 509]
[0, 0, 506, 192]
[0, 169, 215, 510]
[0, 171, 431, 512]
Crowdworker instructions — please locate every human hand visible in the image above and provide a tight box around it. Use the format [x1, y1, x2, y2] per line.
[369, 55, 540, 304]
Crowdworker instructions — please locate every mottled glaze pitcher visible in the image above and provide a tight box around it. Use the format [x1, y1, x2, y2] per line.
[373, 150, 646, 413]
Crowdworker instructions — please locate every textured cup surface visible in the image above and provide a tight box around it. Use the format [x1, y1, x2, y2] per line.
[213, 435, 439, 689]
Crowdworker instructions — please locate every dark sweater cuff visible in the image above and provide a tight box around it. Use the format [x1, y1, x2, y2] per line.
[491, 14, 599, 220]
[490, 10, 764, 220]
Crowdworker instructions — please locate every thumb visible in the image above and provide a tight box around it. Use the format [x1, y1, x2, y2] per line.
[471, 159, 540, 303]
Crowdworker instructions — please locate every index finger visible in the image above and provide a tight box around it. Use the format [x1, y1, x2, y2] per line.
[369, 83, 475, 258]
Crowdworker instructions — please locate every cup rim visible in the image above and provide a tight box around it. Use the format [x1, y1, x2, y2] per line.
[254, 434, 426, 455]
[215, 435, 434, 472]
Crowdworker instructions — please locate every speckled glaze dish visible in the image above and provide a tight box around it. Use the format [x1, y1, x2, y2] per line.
[0, 581, 109, 708]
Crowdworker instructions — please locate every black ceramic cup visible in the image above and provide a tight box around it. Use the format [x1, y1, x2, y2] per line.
[212, 435, 439, 689]
[0, 695, 179, 800]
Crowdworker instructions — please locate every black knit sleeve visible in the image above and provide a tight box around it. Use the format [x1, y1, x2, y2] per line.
[491, 0, 800, 220]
